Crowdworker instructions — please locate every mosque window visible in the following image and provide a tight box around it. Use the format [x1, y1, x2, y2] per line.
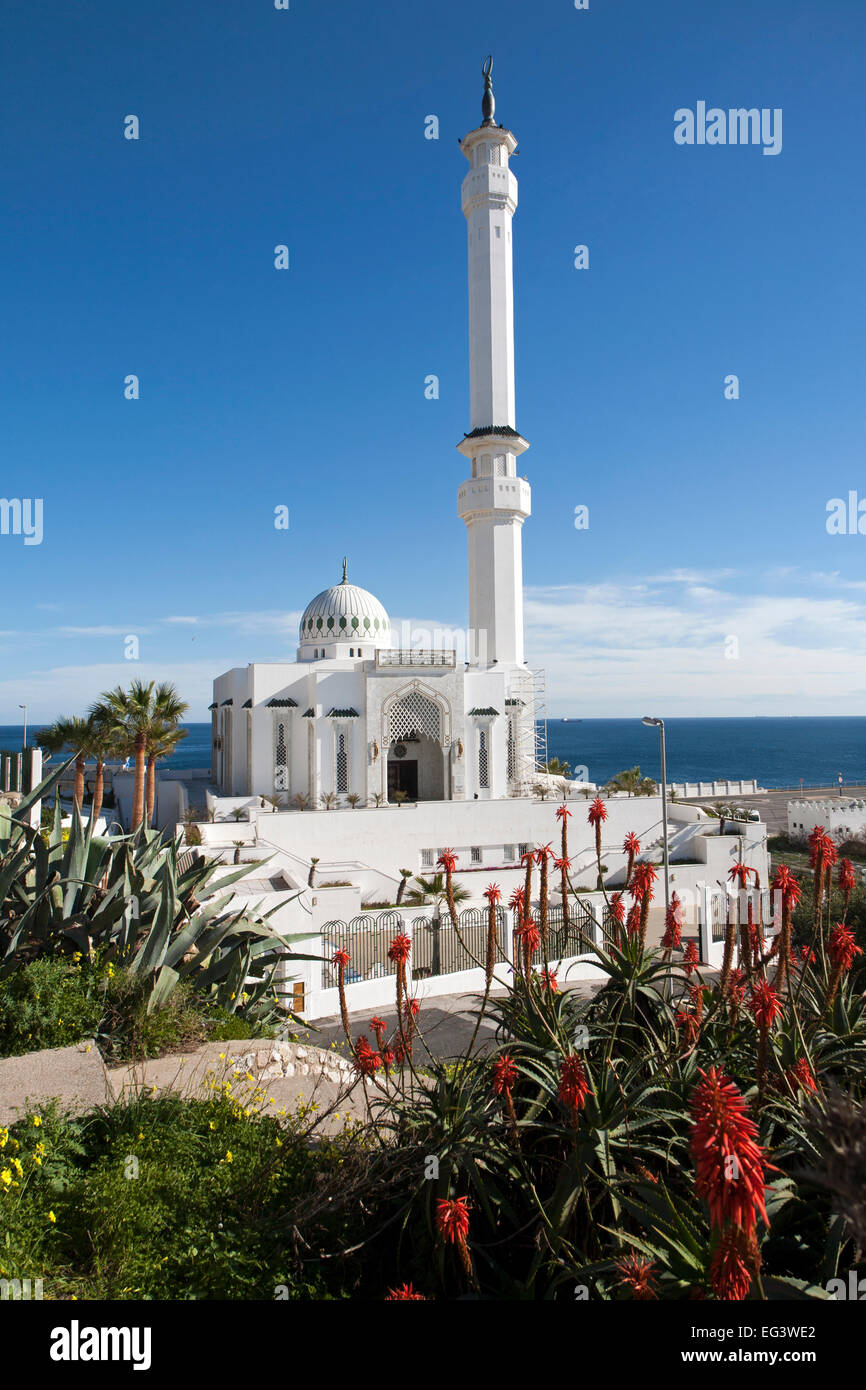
[478, 728, 489, 790]
[495, 455, 507, 477]
[274, 721, 289, 792]
[336, 731, 348, 793]
[506, 716, 516, 782]
[470, 846, 482, 864]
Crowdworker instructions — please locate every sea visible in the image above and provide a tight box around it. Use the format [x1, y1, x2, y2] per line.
[2, 716, 864, 791]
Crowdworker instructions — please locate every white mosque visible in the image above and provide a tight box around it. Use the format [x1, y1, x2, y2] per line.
[211, 61, 545, 809]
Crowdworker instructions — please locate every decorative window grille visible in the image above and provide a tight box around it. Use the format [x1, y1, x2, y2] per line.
[470, 846, 482, 864]
[506, 716, 516, 783]
[518, 842, 529, 859]
[336, 731, 348, 793]
[495, 455, 507, 477]
[389, 691, 442, 745]
[421, 849, 434, 868]
[504, 844, 516, 861]
[274, 720, 289, 792]
[478, 728, 489, 790]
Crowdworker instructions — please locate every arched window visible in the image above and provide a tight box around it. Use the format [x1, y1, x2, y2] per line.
[336, 730, 348, 793]
[478, 728, 489, 790]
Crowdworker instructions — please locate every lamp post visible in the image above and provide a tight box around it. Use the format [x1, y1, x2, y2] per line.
[642, 716, 670, 917]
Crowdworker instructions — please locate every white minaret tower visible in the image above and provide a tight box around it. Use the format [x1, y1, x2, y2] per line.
[457, 57, 531, 669]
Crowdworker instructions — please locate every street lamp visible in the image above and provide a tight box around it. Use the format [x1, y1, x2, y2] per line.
[642, 716, 670, 917]
[18, 705, 27, 750]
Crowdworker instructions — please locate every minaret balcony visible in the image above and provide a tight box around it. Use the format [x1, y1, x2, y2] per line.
[462, 166, 517, 217]
[457, 476, 531, 520]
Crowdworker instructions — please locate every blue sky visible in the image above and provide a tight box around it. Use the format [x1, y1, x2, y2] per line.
[2, 0, 865, 722]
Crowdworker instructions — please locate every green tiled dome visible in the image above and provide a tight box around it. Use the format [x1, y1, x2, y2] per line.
[300, 572, 390, 646]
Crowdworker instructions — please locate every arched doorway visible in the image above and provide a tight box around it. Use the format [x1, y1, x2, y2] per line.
[382, 687, 451, 802]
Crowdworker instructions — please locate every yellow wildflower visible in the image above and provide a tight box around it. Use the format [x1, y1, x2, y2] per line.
[32, 1116, 42, 1128]
[225, 1151, 233, 1163]
[48, 1211, 56, 1224]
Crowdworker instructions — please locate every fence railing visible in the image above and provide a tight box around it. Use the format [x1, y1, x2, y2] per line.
[318, 900, 603, 1003]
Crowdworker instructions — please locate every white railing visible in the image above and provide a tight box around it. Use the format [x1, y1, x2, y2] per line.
[376, 649, 456, 668]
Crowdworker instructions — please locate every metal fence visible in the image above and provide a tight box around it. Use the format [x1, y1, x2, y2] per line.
[321, 910, 403, 988]
[412, 906, 509, 979]
[542, 901, 596, 960]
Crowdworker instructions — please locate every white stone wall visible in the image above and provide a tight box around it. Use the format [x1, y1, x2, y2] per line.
[787, 798, 866, 843]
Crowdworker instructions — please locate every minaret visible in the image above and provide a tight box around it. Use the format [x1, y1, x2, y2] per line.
[457, 57, 531, 669]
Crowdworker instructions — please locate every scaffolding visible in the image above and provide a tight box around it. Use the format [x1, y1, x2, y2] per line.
[506, 668, 548, 795]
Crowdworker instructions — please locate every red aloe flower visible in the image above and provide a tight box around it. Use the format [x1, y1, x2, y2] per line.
[436, 848, 457, 874]
[436, 1197, 470, 1245]
[516, 919, 541, 955]
[682, 940, 699, 975]
[483, 883, 502, 905]
[709, 1229, 755, 1301]
[662, 892, 683, 950]
[625, 904, 641, 940]
[676, 1009, 701, 1046]
[629, 860, 657, 902]
[828, 922, 862, 973]
[508, 885, 525, 914]
[771, 864, 802, 910]
[728, 862, 757, 890]
[588, 796, 607, 865]
[533, 842, 555, 864]
[808, 826, 837, 872]
[558, 1054, 592, 1118]
[556, 804, 572, 823]
[748, 979, 783, 1031]
[385, 1282, 426, 1300]
[382, 1046, 395, 1069]
[839, 857, 856, 913]
[332, 948, 350, 970]
[553, 855, 571, 875]
[540, 968, 558, 992]
[689, 1067, 772, 1234]
[403, 998, 420, 1018]
[614, 1251, 657, 1300]
[623, 831, 641, 887]
[388, 933, 412, 965]
[492, 1054, 518, 1097]
[785, 1057, 817, 1094]
[727, 967, 746, 1005]
[608, 892, 626, 924]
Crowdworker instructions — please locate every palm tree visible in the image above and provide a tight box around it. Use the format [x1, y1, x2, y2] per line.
[541, 756, 571, 779]
[145, 720, 188, 827]
[604, 765, 644, 797]
[94, 680, 188, 832]
[39, 715, 95, 811]
[395, 869, 412, 906]
[405, 873, 470, 911]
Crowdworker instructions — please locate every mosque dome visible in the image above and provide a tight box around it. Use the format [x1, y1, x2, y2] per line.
[299, 561, 391, 646]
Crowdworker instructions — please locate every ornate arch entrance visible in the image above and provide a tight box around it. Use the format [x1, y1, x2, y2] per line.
[380, 684, 452, 803]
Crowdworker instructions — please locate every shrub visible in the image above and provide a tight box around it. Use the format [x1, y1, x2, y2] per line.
[0, 1094, 369, 1300]
[0, 956, 102, 1056]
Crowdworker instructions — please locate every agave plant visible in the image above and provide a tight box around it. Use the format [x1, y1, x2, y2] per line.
[0, 760, 320, 1025]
